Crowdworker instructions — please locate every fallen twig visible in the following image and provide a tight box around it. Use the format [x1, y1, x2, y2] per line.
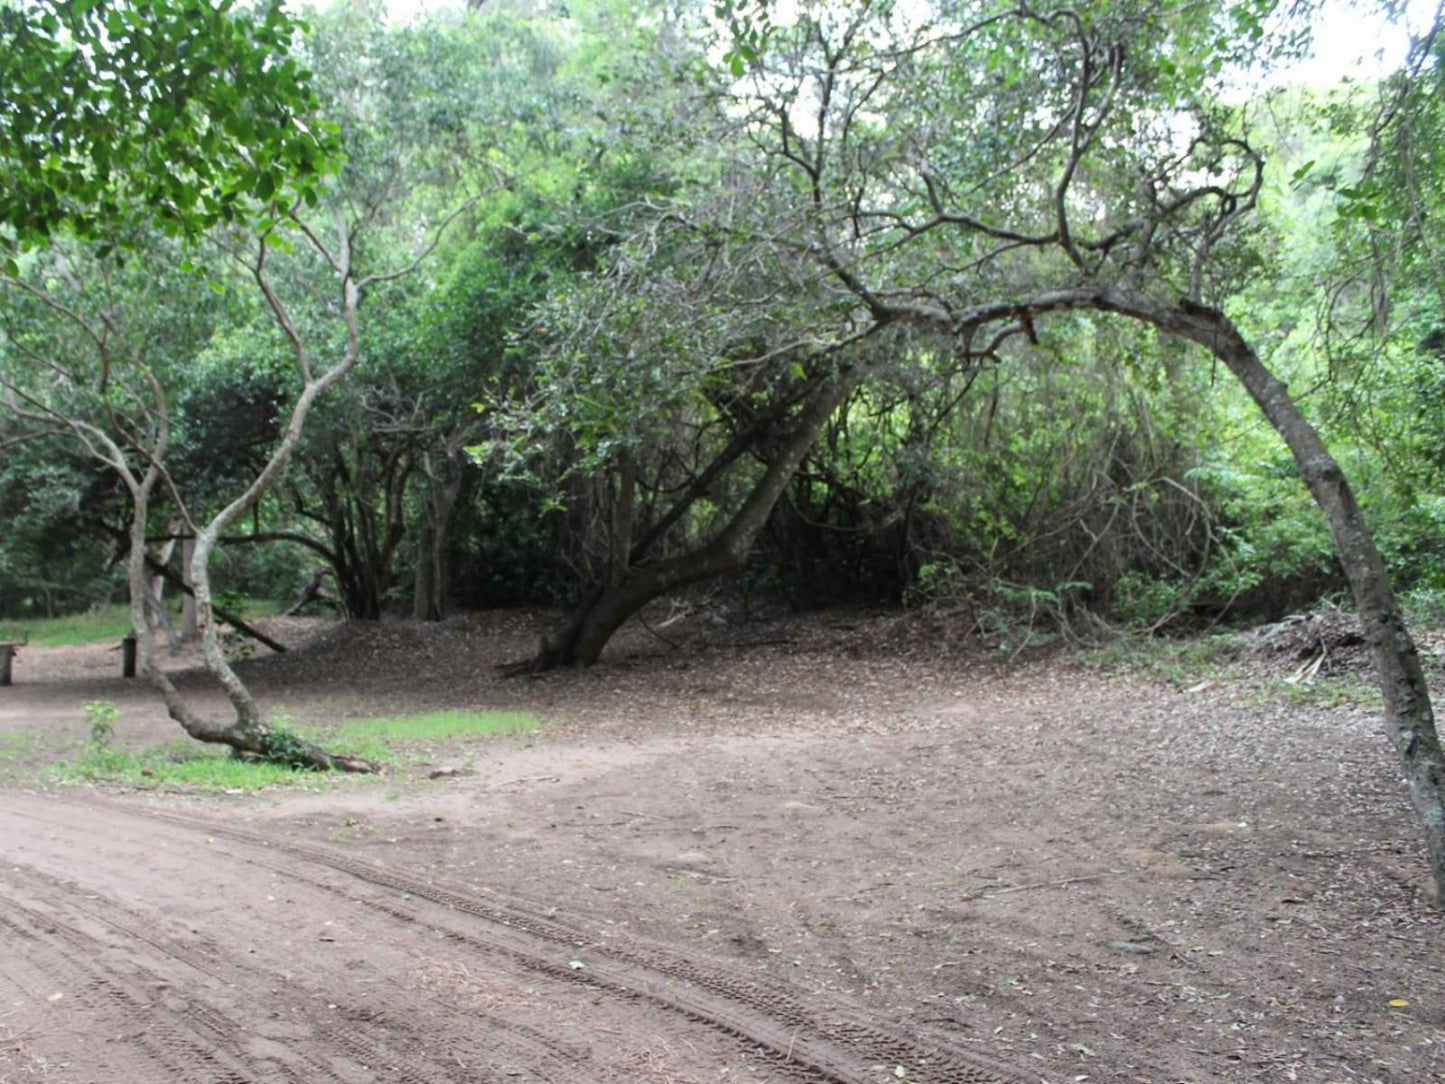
[976, 872, 1115, 898]
[497, 774, 561, 786]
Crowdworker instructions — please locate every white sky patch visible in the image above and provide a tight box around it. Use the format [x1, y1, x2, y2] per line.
[369, 0, 1434, 86]
[1280, 0, 1437, 87]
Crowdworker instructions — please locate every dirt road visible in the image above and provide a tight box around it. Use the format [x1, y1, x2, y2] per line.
[2, 611, 1444, 1082]
[0, 791, 1030, 1084]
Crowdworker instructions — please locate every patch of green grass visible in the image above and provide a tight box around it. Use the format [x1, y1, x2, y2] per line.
[49, 741, 322, 791]
[0, 729, 40, 753]
[0, 728, 51, 762]
[0, 598, 282, 648]
[38, 708, 539, 793]
[281, 710, 541, 770]
[0, 606, 136, 647]
[1253, 674, 1385, 711]
[335, 710, 541, 742]
[1080, 630, 1388, 710]
[0, 729, 74, 783]
[1076, 632, 1243, 686]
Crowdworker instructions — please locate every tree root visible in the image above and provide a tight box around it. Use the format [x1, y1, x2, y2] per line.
[231, 732, 380, 774]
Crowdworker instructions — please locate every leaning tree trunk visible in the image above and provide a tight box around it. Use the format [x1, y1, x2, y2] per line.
[138, 242, 379, 773]
[1095, 287, 1445, 901]
[533, 374, 855, 669]
[885, 280, 1444, 899]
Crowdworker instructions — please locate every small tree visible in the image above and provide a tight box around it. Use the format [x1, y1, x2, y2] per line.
[1, 0, 494, 769]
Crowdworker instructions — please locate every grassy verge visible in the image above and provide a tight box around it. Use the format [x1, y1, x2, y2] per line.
[38, 708, 542, 792]
[0, 599, 281, 648]
[1249, 673, 1385, 712]
[0, 728, 68, 780]
[295, 710, 542, 767]
[1076, 632, 1243, 686]
[1076, 629, 1388, 710]
[50, 742, 318, 791]
[0, 606, 136, 647]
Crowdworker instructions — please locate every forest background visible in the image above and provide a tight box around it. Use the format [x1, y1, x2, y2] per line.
[2, 0, 1442, 671]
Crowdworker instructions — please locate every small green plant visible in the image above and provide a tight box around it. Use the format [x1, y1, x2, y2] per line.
[213, 588, 248, 614]
[82, 700, 119, 750]
[258, 725, 319, 771]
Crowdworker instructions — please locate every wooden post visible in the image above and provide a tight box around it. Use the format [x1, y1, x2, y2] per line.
[0, 644, 15, 686]
[121, 636, 137, 678]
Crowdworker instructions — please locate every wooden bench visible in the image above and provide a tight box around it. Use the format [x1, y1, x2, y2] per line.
[0, 642, 18, 686]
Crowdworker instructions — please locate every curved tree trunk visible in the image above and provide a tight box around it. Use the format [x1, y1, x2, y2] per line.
[826, 280, 1445, 900]
[531, 374, 855, 669]
[135, 229, 380, 772]
[1042, 286, 1445, 901]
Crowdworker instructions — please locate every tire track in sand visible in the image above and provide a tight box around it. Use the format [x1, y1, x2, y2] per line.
[139, 799, 1041, 1084]
[2, 793, 1044, 1084]
[0, 817, 621, 1083]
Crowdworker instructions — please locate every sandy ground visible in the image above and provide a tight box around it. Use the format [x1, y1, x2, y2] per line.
[0, 609, 1442, 1084]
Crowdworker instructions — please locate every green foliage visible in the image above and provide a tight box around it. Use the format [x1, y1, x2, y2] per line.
[0, 457, 125, 619]
[258, 724, 318, 771]
[0, 0, 339, 250]
[3, 0, 1444, 663]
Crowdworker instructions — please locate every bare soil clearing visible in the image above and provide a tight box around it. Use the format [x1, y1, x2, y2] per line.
[1, 610, 1442, 1083]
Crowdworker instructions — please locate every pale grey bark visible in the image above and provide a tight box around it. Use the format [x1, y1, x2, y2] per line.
[180, 536, 197, 641]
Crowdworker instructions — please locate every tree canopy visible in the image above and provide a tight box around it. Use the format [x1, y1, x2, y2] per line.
[0, 0, 336, 256]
